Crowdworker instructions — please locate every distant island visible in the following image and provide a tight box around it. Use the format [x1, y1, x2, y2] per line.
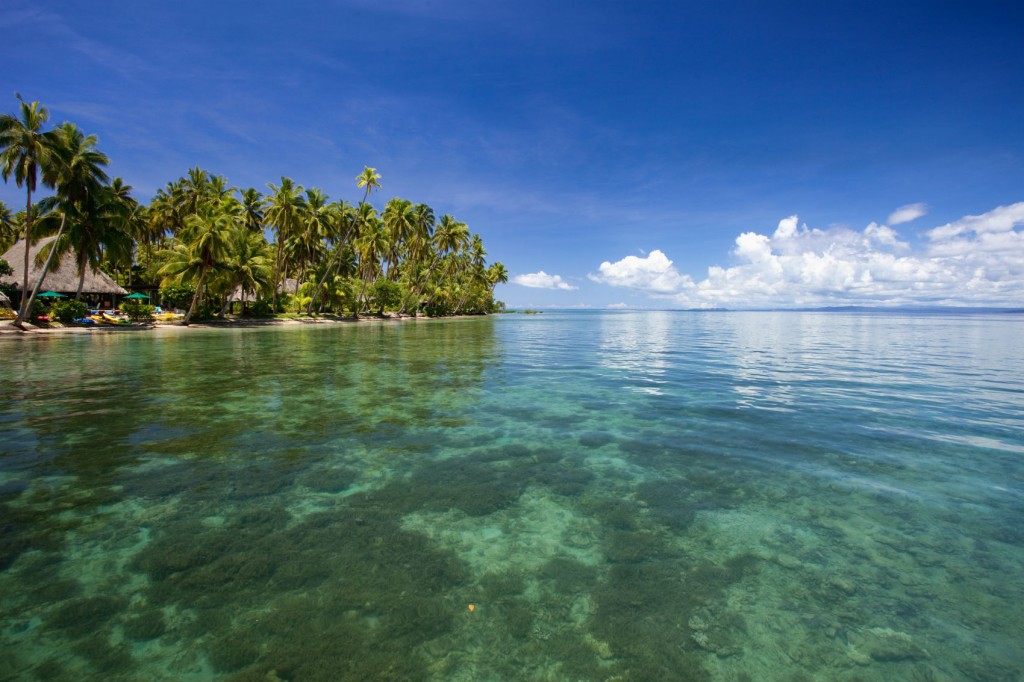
[1, 96, 508, 329]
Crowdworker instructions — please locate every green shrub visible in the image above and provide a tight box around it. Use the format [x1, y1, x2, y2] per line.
[248, 299, 274, 317]
[49, 299, 89, 323]
[194, 302, 220, 320]
[120, 301, 154, 322]
[368, 278, 402, 314]
[159, 284, 195, 310]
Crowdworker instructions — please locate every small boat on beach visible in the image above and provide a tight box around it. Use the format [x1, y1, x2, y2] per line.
[92, 312, 131, 326]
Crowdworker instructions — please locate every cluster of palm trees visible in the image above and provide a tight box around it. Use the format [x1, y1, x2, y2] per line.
[1, 96, 508, 326]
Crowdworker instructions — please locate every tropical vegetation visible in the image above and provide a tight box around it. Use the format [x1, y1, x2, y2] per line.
[0, 96, 506, 326]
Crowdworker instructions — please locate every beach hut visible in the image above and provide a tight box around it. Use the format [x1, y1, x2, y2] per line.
[0, 237, 128, 308]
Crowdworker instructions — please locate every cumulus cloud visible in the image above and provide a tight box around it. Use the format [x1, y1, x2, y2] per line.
[591, 202, 1024, 308]
[512, 271, 577, 290]
[587, 250, 695, 293]
[888, 203, 928, 225]
[606, 302, 628, 309]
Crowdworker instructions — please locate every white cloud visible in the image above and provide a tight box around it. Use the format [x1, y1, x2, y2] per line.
[927, 202, 1024, 241]
[588, 250, 695, 293]
[591, 202, 1024, 307]
[888, 203, 928, 225]
[512, 271, 577, 290]
[606, 302, 628, 309]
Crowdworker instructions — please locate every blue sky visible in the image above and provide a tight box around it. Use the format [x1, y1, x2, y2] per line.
[3, 1, 1023, 308]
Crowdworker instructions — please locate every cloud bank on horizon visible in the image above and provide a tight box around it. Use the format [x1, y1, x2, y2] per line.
[584, 202, 1024, 308]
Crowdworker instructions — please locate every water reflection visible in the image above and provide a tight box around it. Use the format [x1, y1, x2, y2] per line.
[597, 311, 673, 394]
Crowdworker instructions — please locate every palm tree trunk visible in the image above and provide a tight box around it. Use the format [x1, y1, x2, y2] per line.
[75, 253, 87, 301]
[14, 188, 33, 326]
[308, 243, 343, 314]
[355, 274, 369, 318]
[19, 212, 66, 328]
[271, 239, 284, 312]
[399, 255, 439, 315]
[182, 268, 207, 325]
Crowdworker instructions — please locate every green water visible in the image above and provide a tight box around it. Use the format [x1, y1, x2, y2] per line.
[1, 312, 1022, 681]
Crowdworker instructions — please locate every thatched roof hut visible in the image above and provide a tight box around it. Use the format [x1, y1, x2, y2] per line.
[0, 237, 128, 297]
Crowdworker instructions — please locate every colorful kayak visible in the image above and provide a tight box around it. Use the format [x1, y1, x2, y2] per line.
[92, 312, 130, 326]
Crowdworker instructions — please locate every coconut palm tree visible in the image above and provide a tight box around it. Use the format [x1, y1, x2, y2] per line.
[486, 262, 508, 309]
[159, 199, 237, 324]
[0, 95, 60, 326]
[397, 203, 436, 315]
[30, 123, 132, 301]
[306, 168, 379, 316]
[264, 177, 305, 311]
[23, 122, 127, 315]
[292, 187, 332, 280]
[239, 187, 264, 233]
[382, 197, 415, 280]
[306, 199, 353, 314]
[183, 166, 212, 215]
[405, 214, 469, 315]
[222, 227, 273, 315]
[0, 201, 14, 252]
[353, 208, 386, 315]
[455, 234, 487, 312]
[356, 166, 382, 207]
[209, 174, 234, 203]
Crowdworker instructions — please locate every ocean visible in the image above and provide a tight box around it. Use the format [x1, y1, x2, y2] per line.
[1, 310, 1022, 681]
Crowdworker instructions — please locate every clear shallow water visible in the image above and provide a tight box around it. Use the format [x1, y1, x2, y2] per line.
[1, 311, 1022, 681]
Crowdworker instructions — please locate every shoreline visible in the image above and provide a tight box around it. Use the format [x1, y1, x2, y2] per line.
[0, 313, 484, 338]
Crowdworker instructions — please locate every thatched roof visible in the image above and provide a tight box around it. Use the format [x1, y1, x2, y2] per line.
[0, 238, 128, 296]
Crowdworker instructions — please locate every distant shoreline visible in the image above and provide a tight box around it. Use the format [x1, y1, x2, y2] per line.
[0, 314, 486, 338]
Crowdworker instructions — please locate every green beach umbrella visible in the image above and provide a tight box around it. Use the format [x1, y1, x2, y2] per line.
[124, 292, 150, 299]
[37, 291, 66, 299]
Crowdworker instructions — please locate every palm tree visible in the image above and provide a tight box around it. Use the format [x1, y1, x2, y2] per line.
[356, 166, 382, 206]
[307, 168, 379, 316]
[293, 187, 332, 279]
[415, 214, 469, 315]
[209, 174, 233, 202]
[381, 197, 415, 280]
[239, 188, 264, 233]
[455, 234, 487, 312]
[140, 180, 184, 273]
[353, 208, 386, 314]
[0, 201, 14, 252]
[158, 199, 236, 324]
[30, 123, 130, 301]
[398, 203, 436, 315]
[0, 95, 59, 326]
[264, 177, 305, 311]
[306, 200, 353, 313]
[222, 227, 273, 315]
[486, 262, 508, 306]
[183, 166, 211, 215]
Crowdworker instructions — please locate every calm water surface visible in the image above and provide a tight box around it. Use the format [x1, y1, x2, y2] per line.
[1, 311, 1022, 681]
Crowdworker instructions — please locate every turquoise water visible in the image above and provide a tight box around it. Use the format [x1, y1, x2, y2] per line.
[1, 311, 1022, 681]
